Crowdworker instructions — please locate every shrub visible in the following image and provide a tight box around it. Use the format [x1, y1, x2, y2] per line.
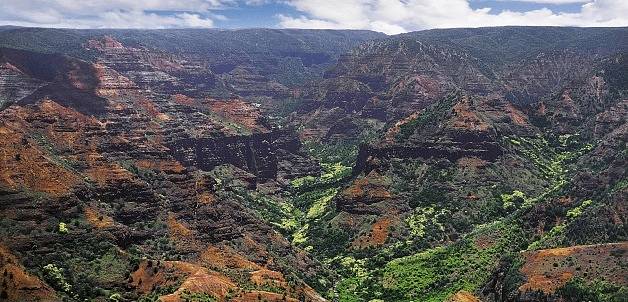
[501, 191, 526, 212]
[557, 278, 627, 302]
[109, 293, 122, 302]
[58, 222, 68, 234]
[43, 264, 72, 293]
[566, 199, 593, 219]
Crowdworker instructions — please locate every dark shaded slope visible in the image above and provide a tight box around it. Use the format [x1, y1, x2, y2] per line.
[0, 27, 385, 86]
[0, 47, 108, 115]
[402, 26, 628, 63]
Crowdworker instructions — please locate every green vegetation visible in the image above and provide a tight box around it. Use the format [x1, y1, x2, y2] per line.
[611, 177, 627, 193]
[502, 133, 595, 212]
[43, 264, 72, 293]
[286, 159, 352, 250]
[109, 293, 122, 302]
[325, 128, 606, 301]
[88, 249, 131, 284]
[331, 256, 370, 302]
[31, 133, 81, 172]
[507, 134, 593, 184]
[290, 163, 351, 191]
[289, 176, 317, 190]
[231, 187, 300, 231]
[527, 223, 566, 251]
[210, 166, 303, 235]
[500, 190, 526, 212]
[267, 97, 306, 122]
[566, 199, 593, 219]
[291, 176, 341, 218]
[137, 283, 183, 302]
[180, 290, 217, 302]
[376, 222, 526, 302]
[557, 278, 628, 302]
[527, 199, 596, 251]
[405, 207, 447, 238]
[306, 188, 338, 219]
[396, 93, 459, 141]
[58, 222, 69, 234]
[336, 277, 362, 302]
[292, 224, 309, 245]
[303, 141, 360, 166]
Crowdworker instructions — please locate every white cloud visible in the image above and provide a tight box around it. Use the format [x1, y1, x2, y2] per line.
[0, 0, 224, 28]
[278, 0, 628, 34]
[245, 0, 272, 4]
[0, 0, 626, 32]
[496, 0, 589, 3]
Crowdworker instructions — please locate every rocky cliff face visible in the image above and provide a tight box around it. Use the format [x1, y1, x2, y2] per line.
[0, 34, 342, 301]
[289, 27, 628, 144]
[0, 27, 626, 302]
[285, 27, 627, 302]
[167, 130, 318, 182]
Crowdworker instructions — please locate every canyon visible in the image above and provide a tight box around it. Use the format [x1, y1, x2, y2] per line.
[0, 26, 626, 302]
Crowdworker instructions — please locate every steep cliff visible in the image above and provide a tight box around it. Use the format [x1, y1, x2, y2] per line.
[0, 27, 626, 302]
[285, 27, 627, 302]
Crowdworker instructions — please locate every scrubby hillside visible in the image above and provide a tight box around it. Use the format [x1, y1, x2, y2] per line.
[284, 27, 628, 302]
[0, 27, 626, 302]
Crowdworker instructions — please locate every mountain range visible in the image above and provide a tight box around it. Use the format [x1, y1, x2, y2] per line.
[0, 26, 626, 302]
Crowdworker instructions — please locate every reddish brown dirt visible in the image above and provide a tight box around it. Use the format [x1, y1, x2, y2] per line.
[205, 99, 269, 133]
[504, 103, 529, 126]
[136, 98, 170, 121]
[0, 99, 145, 192]
[446, 290, 481, 302]
[389, 75, 443, 100]
[160, 269, 236, 302]
[240, 233, 273, 265]
[135, 159, 185, 174]
[298, 127, 328, 142]
[166, 213, 206, 252]
[351, 216, 393, 249]
[84, 151, 134, 185]
[167, 212, 193, 238]
[199, 245, 261, 271]
[537, 101, 547, 115]
[384, 110, 422, 143]
[450, 96, 490, 131]
[172, 94, 197, 106]
[343, 172, 392, 203]
[0, 245, 59, 302]
[36, 101, 125, 179]
[556, 90, 579, 118]
[92, 63, 137, 96]
[519, 242, 628, 294]
[84, 36, 124, 51]
[0, 62, 23, 73]
[130, 260, 236, 301]
[146, 56, 185, 72]
[0, 106, 82, 196]
[197, 192, 216, 204]
[84, 206, 115, 229]
[129, 256, 321, 302]
[249, 269, 286, 287]
[557, 196, 574, 206]
[130, 260, 177, 294]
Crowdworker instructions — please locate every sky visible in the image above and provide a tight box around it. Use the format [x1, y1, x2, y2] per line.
[0, 0, 627, 34]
